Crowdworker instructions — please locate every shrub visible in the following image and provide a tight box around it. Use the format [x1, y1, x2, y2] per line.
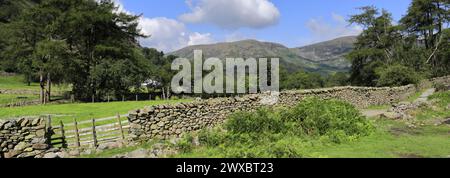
[280, 98, 373, 137]
[376, 64, 421, 87]
[428, 91, 450, 107]
[198, 128, 226, 147]
[225, 108, 284, 134]
[176, 134, 194, 153]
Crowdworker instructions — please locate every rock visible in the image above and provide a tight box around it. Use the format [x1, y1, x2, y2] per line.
[3, 122, 13, 130]
[24, 147, 34, 152]
[381, 112, 402, 120]
[32, 143, 49, 150]
[69, 150, 80, 157]
[4, 150, 20, 158]
[32, 118, 41, 126]
[126, 149, 149, 158]
[31, 138, 47, 144]
[35, 129, 45, 137]
[25, 134, 35, 140]
[43, 152, 58, 158]
[19, 118, 30, 127]
[14, 142, 29, 151]
[56, 151, 69, 158]
[97, 141, 123, 151]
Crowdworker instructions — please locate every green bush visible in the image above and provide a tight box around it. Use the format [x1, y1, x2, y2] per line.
[198, 128, 226, 147]
[185, 98, 374, 157]
[176, 134, 194, 153]
[428, 91, 450, 107]
[280, 98, 373, 137]
[225, 108, 284, 134]
[376, 64, 421, 87]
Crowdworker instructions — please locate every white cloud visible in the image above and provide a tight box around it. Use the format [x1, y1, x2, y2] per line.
[303, 13, 362, 45]
[109, 0, 215, 52]
[180, 0, 280, 29]
[188, 32, 215, 46]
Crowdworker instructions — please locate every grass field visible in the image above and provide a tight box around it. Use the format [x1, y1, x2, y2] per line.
[0, 94, 39, 105]
[0, 74, 70, 91]
[0, 99, 192, 125]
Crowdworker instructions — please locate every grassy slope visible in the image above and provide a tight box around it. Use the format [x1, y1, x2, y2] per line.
[0, 75, 70, 91]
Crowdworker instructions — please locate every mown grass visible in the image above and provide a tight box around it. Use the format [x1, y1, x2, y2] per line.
[0, 75, 70, 92]
[0, 99, 192, 125]
[0, 94, 39, 105]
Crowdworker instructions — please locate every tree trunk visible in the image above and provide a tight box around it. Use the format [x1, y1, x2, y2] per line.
[39, 73, 45, 104]
[162, 87, 166, 100]
[167, 86, 171, 100]
[46, 73, 51, 103]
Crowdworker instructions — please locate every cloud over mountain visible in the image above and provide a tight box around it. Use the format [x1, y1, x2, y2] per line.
[180, 0, 280, 29]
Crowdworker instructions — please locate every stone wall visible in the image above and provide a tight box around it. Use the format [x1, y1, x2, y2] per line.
[127, 84, 420, 141]
[0, 118, 51, 158]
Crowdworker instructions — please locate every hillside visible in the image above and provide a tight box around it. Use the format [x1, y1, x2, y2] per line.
[169, 37, 356, 73]
[292, 36, 356, 69]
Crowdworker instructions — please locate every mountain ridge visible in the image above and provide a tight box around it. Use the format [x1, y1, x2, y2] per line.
[169, 36, 356, 74]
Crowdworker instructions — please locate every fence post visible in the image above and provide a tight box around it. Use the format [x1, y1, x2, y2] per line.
[92, 95, 95, 103]
[74, 118, 80, 148]
[117, 113, 125, 140]
[92, 119, 98, 148]
[136, 94, 138, 101]
[46, 115, 52, 132]
[122, 95, 125, 102]
[60, 120, 67, 148]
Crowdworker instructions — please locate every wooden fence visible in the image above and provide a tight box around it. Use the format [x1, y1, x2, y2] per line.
[48, 114, 130, 149]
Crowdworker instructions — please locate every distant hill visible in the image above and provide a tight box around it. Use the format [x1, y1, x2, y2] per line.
[291, 36, 356, 69]
[169, 36, 357, 74]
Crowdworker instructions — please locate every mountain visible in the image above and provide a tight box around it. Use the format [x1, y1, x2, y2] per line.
[291, 36, 356, 69]
[169, 36, 356, 74]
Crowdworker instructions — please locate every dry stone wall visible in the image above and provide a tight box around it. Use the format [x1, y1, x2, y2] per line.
[0, 118, 51, 158]
[127, 83, 425, 141]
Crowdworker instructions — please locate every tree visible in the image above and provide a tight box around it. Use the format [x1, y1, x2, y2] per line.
[33, 39, 70, 103]
[347, 6, 403, 86]
[400, 0, 450, 76]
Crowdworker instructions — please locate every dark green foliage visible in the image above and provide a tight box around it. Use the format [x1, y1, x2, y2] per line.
[376, 64, 421, 87]
[325, 72, 350, 87]
[280, 98, 373, 137]
[348, 1, 449, 86]
[281, 70, 325, 90]
[192, 98, 374, 158]
[225, 108, 284, 134]
[176, 134, 194, 153]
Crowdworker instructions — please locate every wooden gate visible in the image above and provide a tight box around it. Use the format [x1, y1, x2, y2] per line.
[49, 114, 130, 148]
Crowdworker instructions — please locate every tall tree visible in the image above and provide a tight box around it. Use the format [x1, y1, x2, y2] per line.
[400, 0, 450, 76]
[347, 6, 402, 86]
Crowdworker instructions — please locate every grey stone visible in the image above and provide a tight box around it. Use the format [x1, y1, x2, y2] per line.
[35, 129, 45, 137]
[32, 118, 41, 126]
[32, 143, 49, 150]
[69, 150, 80, 157]
[43, 152, 58, 158]
[126, 149, 148, 158]
[56, 151, 69, 158]
[381, 112, 402, 120]
[14, 142, 29, 151]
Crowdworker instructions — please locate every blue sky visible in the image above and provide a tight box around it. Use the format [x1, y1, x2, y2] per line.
[116, 0, 412, 52]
